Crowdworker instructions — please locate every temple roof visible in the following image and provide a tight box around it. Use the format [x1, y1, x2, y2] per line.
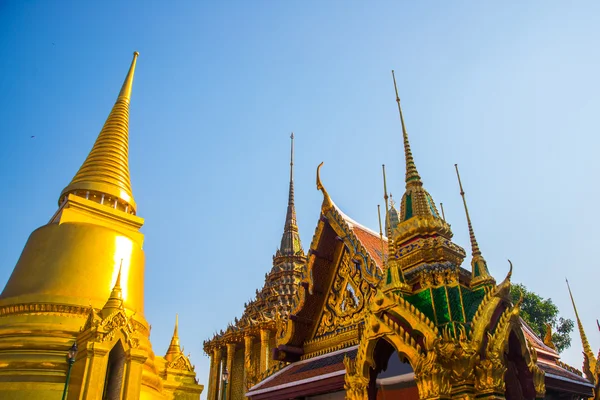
[336, 207, 387, 269]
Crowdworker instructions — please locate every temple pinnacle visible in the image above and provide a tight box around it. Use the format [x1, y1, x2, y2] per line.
[101, 261, 124, 318]
[279, 133, 302, 256]
[392, 70, 422, 188]
[59, 51, 140, 214]
[455, 164, 481, 257]
[165, 314, 182, 362]
[455, 164, 494, 286]
[566, 279, 597, 380]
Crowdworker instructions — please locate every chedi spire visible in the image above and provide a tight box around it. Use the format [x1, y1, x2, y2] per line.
[279, 133, 303, 256]
[59, 51, 140, 214]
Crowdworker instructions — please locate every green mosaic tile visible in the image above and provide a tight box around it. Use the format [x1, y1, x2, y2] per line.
[404, 194, 413, 221]
[405, 289, 435, 325]
[460, 286, 485, 322]
[426, 194, 439, 218]
[433, 287, 450, 324]
[474, 261, 481, 277]
[386, 268, 392, 285]
[447, 286, 464, 323]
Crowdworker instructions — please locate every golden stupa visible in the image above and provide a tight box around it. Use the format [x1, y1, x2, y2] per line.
[0, 52, 203, 399]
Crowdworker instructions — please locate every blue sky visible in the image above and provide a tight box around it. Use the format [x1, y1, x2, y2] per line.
[1, 1, 599, 394]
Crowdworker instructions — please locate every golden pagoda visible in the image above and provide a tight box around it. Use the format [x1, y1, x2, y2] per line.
[206, 71, 595, 400]
[0, 52, 203, 399]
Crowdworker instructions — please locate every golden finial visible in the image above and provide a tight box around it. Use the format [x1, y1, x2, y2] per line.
[280, 133, 302, 255]
[454, 164, 481, 256]
[440, 202, 446, 222]
[316, 162, 333, 212]
[455, 164, 494, 286]
[566, 279, 597, 379]
[101, 260, 124, 317]
[377, 204, 385, 267]
[60, 52, 140, 214]
[382, 164, 393, 254]
[543, 322, 557, 350]
[391, 70, 422, 187]
[165, 313, 182, 362]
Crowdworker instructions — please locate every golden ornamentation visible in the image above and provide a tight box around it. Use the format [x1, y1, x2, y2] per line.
[344, 356, 369, 400]
[316, 249, 372, 336]
[0, 52, 202, 399]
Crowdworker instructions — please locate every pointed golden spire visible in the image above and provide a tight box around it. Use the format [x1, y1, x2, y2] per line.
[60, 52, 140, 214]
[165, 314, 182, 362]
[382, 164, 394, 257]
[455, 164, 494, 286]
[392, 70, 422, 188]
[566, 279, 597, 381]
[101, 261, 124, 318]
[377, 204, 385, 268]
[390, 71, 446, 231]
[279, 133, 303, 256]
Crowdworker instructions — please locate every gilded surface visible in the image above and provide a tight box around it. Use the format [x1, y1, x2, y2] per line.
[316, 248, 371, 336]
[0, 53, 202, 400]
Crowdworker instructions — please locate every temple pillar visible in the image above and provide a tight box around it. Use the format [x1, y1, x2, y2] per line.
[226, 343, 235, 400]
[259, 329, 271, 373]
[207, 351, 215, 400]
[213, 347, 222, 400]
[121, 348, 148, 399]
[244, 335, 254, 391]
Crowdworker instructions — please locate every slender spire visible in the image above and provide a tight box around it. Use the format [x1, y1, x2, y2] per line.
[566, 279, 597, 380]
[60, 52, 140, 214]
[454, 164, 494, 286]
[455, 164, 481, 257]
[392, 70, 422, 188]
[390, 71, 445, 228]
[440, 202, 446, 222]
[377, 205, 385, 267]
[165, 314, 182, 362]
[382, 164, 394, 256]
[101, 261, 124, 318]
[279, 133, 303, 256]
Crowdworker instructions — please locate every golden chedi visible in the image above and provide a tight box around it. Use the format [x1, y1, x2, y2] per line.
[0, 52, 202, 399]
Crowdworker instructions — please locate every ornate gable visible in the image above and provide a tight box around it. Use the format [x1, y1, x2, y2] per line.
[276, 169, 385, 360]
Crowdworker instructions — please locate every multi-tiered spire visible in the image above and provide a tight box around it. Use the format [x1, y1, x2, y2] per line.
[165, 314, 182, 362]
[390, 71, 451, 241]
[455, 164, 495, 286]
[279, 133, 303, 256]
[60, 52, 139, 214]
[566, 279, 597, 383]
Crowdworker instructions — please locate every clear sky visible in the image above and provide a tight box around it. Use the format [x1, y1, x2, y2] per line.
[1, 1, 599, 395]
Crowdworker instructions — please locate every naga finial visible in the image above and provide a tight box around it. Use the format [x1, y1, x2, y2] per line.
[316, 162, 333, 212]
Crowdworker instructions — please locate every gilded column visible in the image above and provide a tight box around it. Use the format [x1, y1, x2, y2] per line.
[213, 347, 222, 400]
[207, 350, 216, 400]
[259, 329, 271, 373]
[244, 335, 254, 391]
[122, 348, 149, 399]
[226, 343, 236, 400]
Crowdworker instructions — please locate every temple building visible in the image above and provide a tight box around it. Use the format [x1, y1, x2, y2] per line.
[205, 72, 595, 400]
[203, 134, 307, 400]
[0, 53, 203, 399]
